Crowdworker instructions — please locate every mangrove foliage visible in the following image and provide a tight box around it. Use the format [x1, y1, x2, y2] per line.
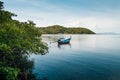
[0, 1, 48, 80]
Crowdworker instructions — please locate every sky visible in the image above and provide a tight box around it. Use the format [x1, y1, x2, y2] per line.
[2, 0, 120, 33]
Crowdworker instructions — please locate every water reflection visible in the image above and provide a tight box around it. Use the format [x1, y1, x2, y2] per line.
[16, 55, 52, 80]
[57, 43, 71, 48]
[16, 55, 37, 80]
[31, 34, 120, 80]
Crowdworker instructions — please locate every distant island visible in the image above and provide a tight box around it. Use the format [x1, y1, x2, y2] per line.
[38, 25, 95, 34]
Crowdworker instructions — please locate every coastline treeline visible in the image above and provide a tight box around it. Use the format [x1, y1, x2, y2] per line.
[39, 25, 95, 34]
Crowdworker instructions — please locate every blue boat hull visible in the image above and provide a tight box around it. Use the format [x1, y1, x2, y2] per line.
[58, 38, 71, 44]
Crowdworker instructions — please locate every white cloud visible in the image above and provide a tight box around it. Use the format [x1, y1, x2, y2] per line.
[12, 8, 120, 33]
[4, 0, 120, 33]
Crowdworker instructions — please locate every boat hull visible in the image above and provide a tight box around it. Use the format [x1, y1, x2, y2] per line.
[57, 37, 71, 44]
[58, 41, 70, 44]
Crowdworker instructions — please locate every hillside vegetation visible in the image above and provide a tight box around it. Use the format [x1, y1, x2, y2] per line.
[39, 25, 95, 34]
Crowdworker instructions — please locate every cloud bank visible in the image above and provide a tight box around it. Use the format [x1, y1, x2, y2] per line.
[3, 0, 120, 33]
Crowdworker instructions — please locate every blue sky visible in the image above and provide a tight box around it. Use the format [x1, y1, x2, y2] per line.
[2, 0, 120, 33]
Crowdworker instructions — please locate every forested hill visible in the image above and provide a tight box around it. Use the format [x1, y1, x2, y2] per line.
[38, 25, 95, 34]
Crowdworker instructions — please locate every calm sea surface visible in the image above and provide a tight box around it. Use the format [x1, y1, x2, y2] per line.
[30, 34, 120, 80]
